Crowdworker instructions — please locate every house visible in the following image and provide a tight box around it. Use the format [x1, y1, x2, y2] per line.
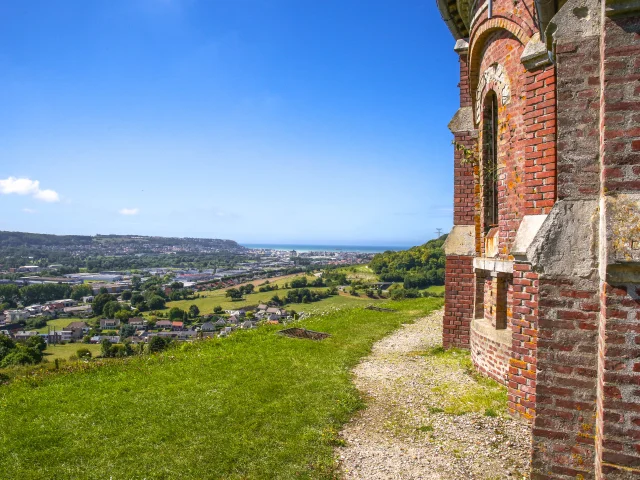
[63, 305, 93, 317]
[99, 318, 121, 330]
[82, 295, 94, 303]
[155, 320, 172, 330]
[201, 321, 215, 332]
[90, 335, 120, 344]
[5, 310, 30, 322]
[257, 304, 268, 311]
[215, 318, 227, 328]
[177, 330, 197, 341]
[241, 320, 255, 329]
[128, 318, 146, 329]
[13, 331, 39, 341]
[65, 321, 89, 340]
[171, 321, 184, 331]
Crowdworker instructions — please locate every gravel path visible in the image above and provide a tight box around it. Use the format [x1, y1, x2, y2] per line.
[337, 309, 531, 480]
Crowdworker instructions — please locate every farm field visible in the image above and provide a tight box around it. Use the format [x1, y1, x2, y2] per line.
[0, 297, 443, 480]
[334, 264, 378, 282]
[426, 285, 445, 295]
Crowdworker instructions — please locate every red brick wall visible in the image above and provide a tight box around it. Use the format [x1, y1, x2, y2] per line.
[595, 13, 640, 478]
[453, 131, 477, 226]
[600, 15, 640, 195]
[444, 255, 475, 349]
[532, 276, 599, 479]
[508, 263, 538, 421]
[524, 65, 557, 215]
[597, 283, 640, 478]
[470, 320, 511, 384]
[475, 30, 528, 258]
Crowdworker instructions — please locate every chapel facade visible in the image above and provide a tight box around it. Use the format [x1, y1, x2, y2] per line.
[437, 0, 640, 475]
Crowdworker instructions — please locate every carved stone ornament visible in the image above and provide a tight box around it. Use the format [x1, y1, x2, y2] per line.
[475, 63, 511, 123]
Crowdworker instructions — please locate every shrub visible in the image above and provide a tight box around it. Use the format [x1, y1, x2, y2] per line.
[76, 348, 92, 359]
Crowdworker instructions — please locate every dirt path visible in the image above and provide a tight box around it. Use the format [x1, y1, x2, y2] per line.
[337, 309, 531, 480]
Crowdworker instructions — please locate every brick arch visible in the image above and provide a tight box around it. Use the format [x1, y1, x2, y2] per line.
[467, 17, 531, 123]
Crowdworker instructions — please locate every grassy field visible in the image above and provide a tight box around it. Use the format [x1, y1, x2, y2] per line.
[34, 318, 87, 333]
[335, 264, 379, 282]
[426, 285, 445, 295]
[162, 273, 384, 315]
[0, 297, 443, 480]
[41, 343, 102, 361]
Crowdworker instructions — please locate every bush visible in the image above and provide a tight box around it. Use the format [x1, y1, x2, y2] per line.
[148, 336, 171, 354]
[76, 348, 92, 359]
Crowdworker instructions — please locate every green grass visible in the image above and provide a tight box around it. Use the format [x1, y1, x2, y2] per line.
[41, 343, 102, 361]
[162, 274, 383, 315]
[34, 318, 87, 333]
[420, 347, 507, 416]
[0, 297, 443, 480]
[425, 285, 445, 295]
[335, 264, 379, 282]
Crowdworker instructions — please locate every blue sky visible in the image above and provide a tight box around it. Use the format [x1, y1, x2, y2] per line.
[0, 0, 459, 246]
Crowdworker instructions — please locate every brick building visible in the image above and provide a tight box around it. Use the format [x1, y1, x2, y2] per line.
[437, 0, 640, 476]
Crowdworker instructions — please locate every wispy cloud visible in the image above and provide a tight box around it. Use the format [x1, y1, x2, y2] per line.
[22, 208, 37, 214]
[119, 208, 140, 216]
[0, 177, 60, 203]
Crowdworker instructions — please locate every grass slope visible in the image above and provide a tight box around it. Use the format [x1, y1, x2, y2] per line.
[164, 274, 383, 315]
[0, 297, 443, 480]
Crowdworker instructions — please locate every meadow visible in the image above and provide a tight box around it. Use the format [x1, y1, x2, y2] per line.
[41, 342, 101, 361]
[0, 297, 443, 480]
[163, 273, 385, 315]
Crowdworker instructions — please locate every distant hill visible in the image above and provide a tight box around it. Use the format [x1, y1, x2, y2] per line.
[0, 231, 243, 251]
[0, 231, 245, 271]
[368, 236, 446, 288]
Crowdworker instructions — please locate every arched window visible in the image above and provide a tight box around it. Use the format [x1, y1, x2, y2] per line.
[483, 91, 498, 231]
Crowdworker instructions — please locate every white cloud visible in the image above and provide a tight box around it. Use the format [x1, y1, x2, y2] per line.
[22, 208, 36, 214]
[119, 208, 140, 216]
[0, 177, 60, 203]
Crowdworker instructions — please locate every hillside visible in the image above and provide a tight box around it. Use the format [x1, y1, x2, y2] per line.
[0, 297, 443, 479]
[368, 236, 446, 288]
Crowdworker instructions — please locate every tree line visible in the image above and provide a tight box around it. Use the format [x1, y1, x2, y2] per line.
[368, 236, 447, 288]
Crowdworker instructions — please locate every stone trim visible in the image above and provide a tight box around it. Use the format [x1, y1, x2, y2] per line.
[447, 106, 475, 133]
[511, 214, 548, 260]
[520, 33, 552, 70]
[473, 257, 514, 274]
[454, 38, 469, 54]
[444, 225, 476, 255]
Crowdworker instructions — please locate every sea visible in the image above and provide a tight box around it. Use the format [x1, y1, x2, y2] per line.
[242, 244, 409, 253]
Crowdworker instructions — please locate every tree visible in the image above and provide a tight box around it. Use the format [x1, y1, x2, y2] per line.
[188, 305, 200, 318]
[100, 338, 113, 357]
[169, 307, 186, 320]
[149, 336, 170, 353]
[131, 275, 142, 290]
[26, 335, 46, 352]
[148, 295, 166, 310]
[92, 293, 115, 316]
[70, 284, 93, 301]
[213, 306, 223, 314]
[0, 345, 42, 367]
[119, 324, 136, 339]
[102, 301, 122, 319]
[121, 290, 132, 301]
[115, 309, 133, 321]
[290, 277, 308, 289]
[226, 288, 243, 300]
